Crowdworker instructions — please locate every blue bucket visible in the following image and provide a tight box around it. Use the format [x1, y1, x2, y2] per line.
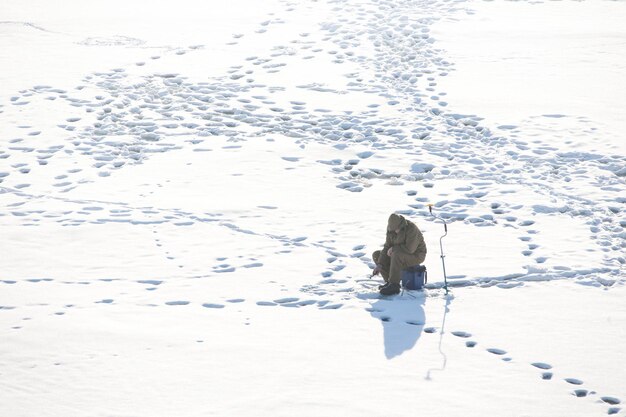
[401, 265, 427, 290]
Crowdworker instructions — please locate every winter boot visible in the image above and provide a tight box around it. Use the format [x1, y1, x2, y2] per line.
[379, 282, 400, 296]
[378, 281, 390, 290]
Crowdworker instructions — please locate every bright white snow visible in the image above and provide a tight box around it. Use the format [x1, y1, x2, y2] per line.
[1, 0, 625, 416]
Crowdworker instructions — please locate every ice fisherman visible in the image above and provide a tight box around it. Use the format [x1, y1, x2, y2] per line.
[372, 213, 427, 295]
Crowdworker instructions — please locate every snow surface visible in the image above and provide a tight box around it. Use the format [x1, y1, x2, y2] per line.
[1, 0, 625, 416]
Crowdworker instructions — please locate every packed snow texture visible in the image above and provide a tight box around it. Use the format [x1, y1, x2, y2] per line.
[1, 0, 625, 416]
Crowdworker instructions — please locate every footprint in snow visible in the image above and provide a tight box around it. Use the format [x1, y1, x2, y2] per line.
[601, 397, 621, 405]
[214, 265, 236, 273]
[137, 280, 162, 286]
[165, 301, 190, 306]
[202, 303, 225, 309]
[466, 341, 477, 348]
[564, 378, 583, 385]
[452, 331, 472, 338]
[486, 348, 507, 356]
[320, 303, 343, 310]
[294, 300, 317, 307]
[257, 301, 277, 307]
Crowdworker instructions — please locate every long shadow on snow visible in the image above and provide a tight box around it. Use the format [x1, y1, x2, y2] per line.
[367, 292, 426, 359]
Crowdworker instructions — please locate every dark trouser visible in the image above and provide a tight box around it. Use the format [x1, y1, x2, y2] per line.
[373, 249, 426, 285]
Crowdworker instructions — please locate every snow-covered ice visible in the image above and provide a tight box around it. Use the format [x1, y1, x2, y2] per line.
[1, 0, 625, 416]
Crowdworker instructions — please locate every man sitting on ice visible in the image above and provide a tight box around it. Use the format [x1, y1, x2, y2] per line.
[372, 213, 427, 295]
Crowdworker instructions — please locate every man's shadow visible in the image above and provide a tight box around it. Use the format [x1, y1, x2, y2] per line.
[367, 292, 426, 359]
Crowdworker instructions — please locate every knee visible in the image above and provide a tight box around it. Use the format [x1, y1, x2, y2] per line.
[372, 250, 381, 264]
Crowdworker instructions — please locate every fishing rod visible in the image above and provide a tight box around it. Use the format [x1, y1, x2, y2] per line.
[427, 204, 449, 295]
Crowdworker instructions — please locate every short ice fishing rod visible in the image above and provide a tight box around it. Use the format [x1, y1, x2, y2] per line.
[428, 204, 449, 295]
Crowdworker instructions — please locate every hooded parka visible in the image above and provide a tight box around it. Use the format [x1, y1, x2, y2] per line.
[372, 213, 427, 285]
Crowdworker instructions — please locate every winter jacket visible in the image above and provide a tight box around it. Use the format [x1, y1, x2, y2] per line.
[383, 213, 427, 258]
